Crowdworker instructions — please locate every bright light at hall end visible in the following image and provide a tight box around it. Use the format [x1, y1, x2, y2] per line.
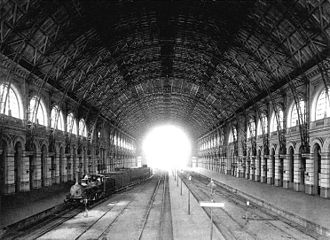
[142, 125, 192, 170]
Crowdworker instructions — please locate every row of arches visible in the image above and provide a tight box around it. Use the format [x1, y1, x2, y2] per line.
[198, 87, 330, 150]
[0, 82, 87, 136]
[0, 136, 137, 195]
[244, 143, 322, 195]
[0, 139, 86, 194]
[199, 141, 325, 197]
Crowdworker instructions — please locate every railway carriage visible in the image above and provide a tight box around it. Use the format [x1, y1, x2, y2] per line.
[65, 167, 151, 205]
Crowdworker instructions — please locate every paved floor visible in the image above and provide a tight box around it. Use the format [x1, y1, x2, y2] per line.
[5, 169, 328, 239]
[169, 172, 224, 240]
[37, 178, 158, 240]
[0, 183, 71, 229]
[3, 173, 225, 240]
[192, 167, 330, 236]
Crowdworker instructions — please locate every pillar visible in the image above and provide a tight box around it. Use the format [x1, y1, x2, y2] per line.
[20, 151, 30, 191]
[304, 153, 314, 195]
[267, 156, 274, 185]
[249, 156, 255, 180]
[4, 152, 15, 194]
[274, 155, 283, 187]
[320, 152, 330, 198]
[293, 153, 305, 192]
[226, 156, 231, 175]
[255, 156, 261, 182]
[283, 155, 290, 188]
[261, 157, 267, 183]
[44, 156, 52, 187]
[245, 157, 250, 179]
[34, 153, 42, 188]
[55, 153, 60, 183]
[83, 151, 87, 175]
[66, 153, 72, 181]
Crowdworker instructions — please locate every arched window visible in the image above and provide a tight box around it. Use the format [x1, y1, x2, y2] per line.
[270, 109, 284, 132]
[50, 106, 64, 131]
[289, 100, 305, 127]
[67, 113, 77, 135]
[315, 89, 330, 120]
[247, 118, 256, 139]
[29, 96, 47, 126]
[78, 119, 87, 137]
[228, 127, 237, 143]
[0, 83, 23, 119]
[257, 113, 268, 136]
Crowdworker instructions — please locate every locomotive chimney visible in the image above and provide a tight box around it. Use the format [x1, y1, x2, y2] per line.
[75, 172, 79, 184]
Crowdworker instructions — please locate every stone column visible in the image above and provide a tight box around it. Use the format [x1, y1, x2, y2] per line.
[237, 157, 243, 178]
[78, 155, 82, 178]
[274, 155, 283, 187]
[245, 158, 250, 179]
[249, 156, 254, 180]
[226, 156, 231, 175]
[93, 154, 98, 174]
[83, 152, 87, 175]
[72, 152, 77, 181]
[35, 153, 42, 188]
[261, 157, 267, 183]
[320, 152, 330, 198]
[213, 155, 217, 172]
[241, 156, 246, 177]
[61, 153, 67, 182]
[304, 153, 313, 195]
[5, 152, 15, 194]
[55, 153, 60, 184]
[21, 151, 30, 191]
[43, 156, 52, 187]
[66, 154, 72, 181]
[267, 156, 274, 185]
[255, 156, 261, 182]
[87, 155, 91, 174]
[283, 155, 290, 189]
[293, 153, 305, 192]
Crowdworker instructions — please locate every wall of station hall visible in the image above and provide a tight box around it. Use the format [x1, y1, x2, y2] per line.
[0, 55, 137, 195]
[195, 70, 330, 199]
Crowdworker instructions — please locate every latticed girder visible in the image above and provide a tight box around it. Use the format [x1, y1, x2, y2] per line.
[0, 0, 329, 139]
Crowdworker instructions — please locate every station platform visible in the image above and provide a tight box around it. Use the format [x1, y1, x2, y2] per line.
[191, 167, 330, 238]
[169, 172, 224, 240]
[0, 182, 72, 230]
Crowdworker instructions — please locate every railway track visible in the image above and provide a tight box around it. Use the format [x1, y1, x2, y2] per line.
[137, 173, 165, 240]
[180, 171, 322, 240]
[5, 175, 154, 240]
[6, 172, 173, 240]
[138, 172, 173, 240]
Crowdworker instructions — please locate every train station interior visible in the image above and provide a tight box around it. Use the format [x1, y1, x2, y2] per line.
[0, 0, 330, 239]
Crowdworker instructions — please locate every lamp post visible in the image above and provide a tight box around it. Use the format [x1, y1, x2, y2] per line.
[180, 176, 183, 196]
[244, 201, 250, 223]
[207, 178, 216, 240]
[180, 169, 183, 195]
[188, 175, 191, 215]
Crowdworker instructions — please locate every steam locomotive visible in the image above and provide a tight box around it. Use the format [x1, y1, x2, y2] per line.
[65, 167, 151, 205]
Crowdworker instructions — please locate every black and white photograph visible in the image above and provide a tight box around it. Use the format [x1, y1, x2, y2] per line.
[0, 0, 329, 239]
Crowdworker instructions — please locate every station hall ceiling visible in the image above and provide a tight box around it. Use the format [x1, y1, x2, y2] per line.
[1, 0, 329, 138]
